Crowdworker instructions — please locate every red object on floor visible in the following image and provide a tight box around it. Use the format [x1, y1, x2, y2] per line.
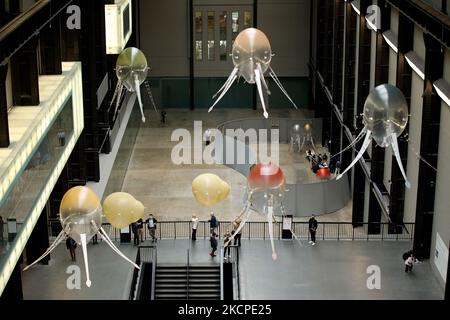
[316, 168, 331, 180]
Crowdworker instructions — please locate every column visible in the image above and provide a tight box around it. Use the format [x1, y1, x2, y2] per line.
[413, 33, 443, 259]
[0, 64, 9, 147]
[25, 206, 50, 266]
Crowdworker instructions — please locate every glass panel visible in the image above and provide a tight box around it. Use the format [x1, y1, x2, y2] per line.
[232, 12, 239, 34]
[244, 11, 252, 29]
[195, 40, 203, 60]
[0, 96, 74, 258]
[207, 11, 215, 61]
[219, 11, 227, 61]
[195, 11, 202, 33]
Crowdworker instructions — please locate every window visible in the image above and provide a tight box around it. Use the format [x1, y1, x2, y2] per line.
[244, 11, 252, 29]
[207, 11, 215, 60]
[219, 11, 227, 61]
[195, 11, 202, 33]
[195, 11, 203, 60]
[232, 11, 239, 34]
[195, 40, 203, 60]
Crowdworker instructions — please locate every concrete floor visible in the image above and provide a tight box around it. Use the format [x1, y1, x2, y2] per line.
[121, 108, 352, 223]
[21, 239, 444, 300]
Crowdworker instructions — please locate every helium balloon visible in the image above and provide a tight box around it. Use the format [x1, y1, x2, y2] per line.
[103, 192, 139, 229]
[130, 200, 145, 222]
[337, 84, 410, 188]
[192, 174, 230, 207]
[59, 186, 102, 244]
[316, 168, 331, 180]
[23, 187, 140, 288]
[209, 28, 298, 118]
[227, 163, 287, 261]
[111, 47, 158, 123]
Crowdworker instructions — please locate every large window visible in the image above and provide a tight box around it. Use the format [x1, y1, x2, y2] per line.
[193, 6, 253, 75]
[0, 96, 74, 250]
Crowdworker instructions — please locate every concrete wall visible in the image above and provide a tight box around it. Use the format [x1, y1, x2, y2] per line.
[258, 0, 310, 76]
[431, 49, 450, 290]
[403, 26, 425, 223]
[139, 0, 190, 77]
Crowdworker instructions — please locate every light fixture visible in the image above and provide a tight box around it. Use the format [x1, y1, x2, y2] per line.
[434, 78, 450, 107]
[405, 51, 425, 80]
[351, 0, 361, 15]
[105, 0, 133, 55]
[382, 30, 398, 53]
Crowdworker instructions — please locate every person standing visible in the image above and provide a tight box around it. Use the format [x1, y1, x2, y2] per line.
[137, 218, 144, 242]
[191, 214, 199, 241]
[147, 214, 158, 242]
[66, 236, 77, 262]
[308, 215, 318, 246]
[233, 219, 242, 247]
[209, 212, 219, 234]
[210, 232, 218, 257]
[131, 222, 139, 246]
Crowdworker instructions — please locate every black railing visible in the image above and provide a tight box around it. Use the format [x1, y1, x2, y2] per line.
[45, 220, 415, 242]
[129, 245, 156, 300]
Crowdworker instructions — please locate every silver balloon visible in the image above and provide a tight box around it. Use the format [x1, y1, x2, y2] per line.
[209, 28, 298, 119]
[337, 84, 410, 188]
[291, 124, 302, 136]
[363, 84, 409, 147]
[111, 47, 158, 123]
[116, 47, 149, 89]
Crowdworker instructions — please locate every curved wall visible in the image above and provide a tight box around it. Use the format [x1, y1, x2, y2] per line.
[217, 118, 351, 217]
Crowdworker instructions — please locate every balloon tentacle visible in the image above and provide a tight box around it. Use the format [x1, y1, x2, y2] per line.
[337, 130, 372, 180]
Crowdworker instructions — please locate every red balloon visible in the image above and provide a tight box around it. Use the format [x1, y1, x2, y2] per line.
[316, 168, 331, 179]
[248, 163, 285, 189]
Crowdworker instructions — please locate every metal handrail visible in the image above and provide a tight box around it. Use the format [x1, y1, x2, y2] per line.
[45, 220, 416, 242]
[186, 248, 190, 300]
[220, 247, 224, 301]
[150, 247, 157, 300]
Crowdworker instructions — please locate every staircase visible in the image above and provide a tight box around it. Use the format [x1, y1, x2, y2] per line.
[154, 265, 221, 300]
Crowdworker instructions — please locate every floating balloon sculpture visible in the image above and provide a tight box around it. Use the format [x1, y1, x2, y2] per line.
[103, 192, 145, 229]
[111, 47, 158, 123]
[290, 123, 316, 153]
[192, 174, 231, 207]
[336, 84, 411, 188]
[227, 163, 286, 260]
[23, 187, 140, 287]
[209, 28, 298, 119]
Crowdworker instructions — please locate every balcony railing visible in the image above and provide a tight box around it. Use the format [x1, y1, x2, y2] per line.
[43, 220, 415, 243]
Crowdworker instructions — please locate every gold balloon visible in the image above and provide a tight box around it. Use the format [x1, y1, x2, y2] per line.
[130, 200, 145, 222]
[103, 192, 139, 229]
[192, 174, 230, 207]
[60, 186, 102, 221]
[59, 186, 102, 244]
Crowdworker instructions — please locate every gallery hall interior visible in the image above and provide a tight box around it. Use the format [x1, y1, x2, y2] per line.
[0, 0, 449, 301]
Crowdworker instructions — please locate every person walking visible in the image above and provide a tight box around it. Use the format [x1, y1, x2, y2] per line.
[191, 214, 199, 241]
[308, 215, 318, 246]
[147, 214, 158, 242]
[232, 219, 242, 247]
[209, 212, 219, 234]
[66, 236, 77, 262]
[210, 232, 218, 257]
[405, 254, 420, 273]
